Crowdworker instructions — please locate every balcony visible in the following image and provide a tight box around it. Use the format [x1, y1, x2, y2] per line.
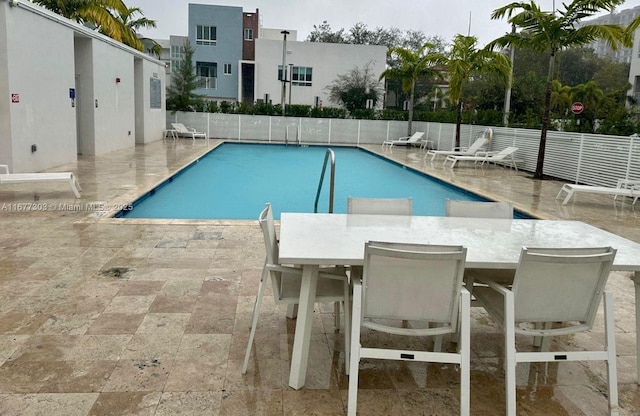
[196, 76, 217, 90]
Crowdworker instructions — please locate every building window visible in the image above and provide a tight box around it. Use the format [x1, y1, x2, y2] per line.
[278, 66, 312, 86]
[196, 25, 217, 45]
[170, 45, 184, 59]
[196, 62, 217, 89]
[224, 63, 232, 75]
[244, 28, 253, 40]
[293, 66, 313, 86]
[277, 65, 288, 81]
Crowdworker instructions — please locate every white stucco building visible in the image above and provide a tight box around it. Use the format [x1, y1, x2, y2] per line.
[0, 0, 166, 173]
[253, 39, 387, 108]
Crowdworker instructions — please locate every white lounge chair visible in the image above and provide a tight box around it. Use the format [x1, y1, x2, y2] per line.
[382, 132, 425, 148]
[171, 123, 207, 140]
[426, 127, 492, 160]
[443, 146, 519, 169]
[556, 183, 639, 205]
[0, 164, 81, 198]
[425, 137, 489, 161]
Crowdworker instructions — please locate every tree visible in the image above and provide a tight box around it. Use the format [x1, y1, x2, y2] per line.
[166, 41, 201, 112]
[379, 44, 446, 135]
[325, 62, 383, 112]
[112, 6, 159, 53]
[446, 34, 511, 147]
[489, 0, 630, 179]
[33, 0, 129, 42]
[306, 21, 347, 43]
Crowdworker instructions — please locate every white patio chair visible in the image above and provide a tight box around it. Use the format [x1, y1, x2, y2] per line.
[425, 135, 489, 161]
[348, 241, 470, 416]
[445, 199, 514, 219]
[242, 203, 351, 375]
[382, 132, 425, 148]
[473, 246, 618, 416]
[347, 196, 413, 215]
[171, 122, 207, 140]
[443, 146, 519, 169]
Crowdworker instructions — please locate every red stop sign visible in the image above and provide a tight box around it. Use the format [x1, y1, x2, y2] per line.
[571, 102, 584, 115]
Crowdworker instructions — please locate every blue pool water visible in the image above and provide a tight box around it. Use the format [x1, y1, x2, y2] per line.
[119, 143, 522, 220]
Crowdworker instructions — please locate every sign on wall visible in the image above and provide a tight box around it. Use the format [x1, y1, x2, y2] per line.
[150, 78, 161, 109]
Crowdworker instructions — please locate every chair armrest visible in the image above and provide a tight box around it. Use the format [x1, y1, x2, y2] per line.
[0, 164, 9, 174]
[474, 275, 511, 295]
[266, 263, 347, 280]
[474, 151, 497, 158]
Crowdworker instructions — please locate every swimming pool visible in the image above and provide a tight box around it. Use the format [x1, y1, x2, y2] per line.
[118, 143, 522, 220]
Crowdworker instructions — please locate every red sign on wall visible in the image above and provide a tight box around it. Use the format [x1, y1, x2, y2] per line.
[11, 93, 19, 103]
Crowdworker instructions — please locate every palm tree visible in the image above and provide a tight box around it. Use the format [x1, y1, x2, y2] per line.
[550, 80, 572, 116]
[446, 34, 511, 148]
[571, 80, 604, 132]
[379, 44, 445, 136]
[112, 6, 159, 53]
[489, 0, 630, 179]
[33, 0, 129, 41]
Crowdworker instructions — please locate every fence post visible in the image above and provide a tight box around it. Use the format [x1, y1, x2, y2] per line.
[238, 115, 241, 141]
[626, 136, 634, 180]
[576, 134, 584, 184]
[328, 119, 332, 144]
[358, 120, 361, 146]
[269, 117, 272, 142]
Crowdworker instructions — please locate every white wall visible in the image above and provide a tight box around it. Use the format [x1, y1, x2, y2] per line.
[254, 39, 387, 108]
[1, 0, 167, 171]
[92, 40, 136, 154]
[0, 2, 12, 168]
[135, 58, 166, 144]
[628, 27, 640, 103]
[1, 1, 77, 172]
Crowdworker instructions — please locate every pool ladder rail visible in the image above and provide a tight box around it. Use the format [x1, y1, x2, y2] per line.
[285, 126, 302, 147]
[314, 148, 335, 213]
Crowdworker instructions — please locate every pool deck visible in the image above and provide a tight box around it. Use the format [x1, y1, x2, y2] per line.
[0, 139, 638, 415]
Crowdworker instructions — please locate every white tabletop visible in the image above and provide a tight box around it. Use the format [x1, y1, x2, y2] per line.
[279, 213, 640, 271]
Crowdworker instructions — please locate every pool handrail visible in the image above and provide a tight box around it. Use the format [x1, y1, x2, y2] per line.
[314, 148, 336, 213]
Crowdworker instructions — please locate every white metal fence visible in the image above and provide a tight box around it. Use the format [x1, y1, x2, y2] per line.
[169, 111, 640, 187]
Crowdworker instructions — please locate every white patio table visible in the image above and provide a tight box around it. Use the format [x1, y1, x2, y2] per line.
[278, 213, 640, 389]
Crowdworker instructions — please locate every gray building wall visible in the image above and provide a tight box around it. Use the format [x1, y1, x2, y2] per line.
[188, 4, 242, 101]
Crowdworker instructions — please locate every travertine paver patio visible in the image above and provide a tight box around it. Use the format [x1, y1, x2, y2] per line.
[0, 138, 638, 415]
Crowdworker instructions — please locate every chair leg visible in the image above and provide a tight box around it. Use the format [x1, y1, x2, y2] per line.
[460, 289, 471, 416]
[334, 302, 340, 329]
[503, 291, 517, 416]
[347, 283, 363, 416]
[242, 266, 268, 374]
[603, 291, 619, 415]
[343, 280, 351, 375]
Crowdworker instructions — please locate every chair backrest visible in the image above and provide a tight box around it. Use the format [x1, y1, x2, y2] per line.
[259, 203, 279, 265]
[361, 241, 467, 336]
[408, 132, 425, 142]
[445, 199, 514, 219]
[512, 246, 616, 329]
[347, 197, 413, 215]
[466, 137, 489, 153]
[490, 146, 518, 160]
[171, 123, 189, 133]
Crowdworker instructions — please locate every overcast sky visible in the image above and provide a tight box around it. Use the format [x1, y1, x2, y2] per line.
[133, 0, 640, 47]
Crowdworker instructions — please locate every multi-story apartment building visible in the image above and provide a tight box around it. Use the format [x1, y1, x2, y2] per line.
[580, 5, 640, 64]
[155, 3, 387, 109]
